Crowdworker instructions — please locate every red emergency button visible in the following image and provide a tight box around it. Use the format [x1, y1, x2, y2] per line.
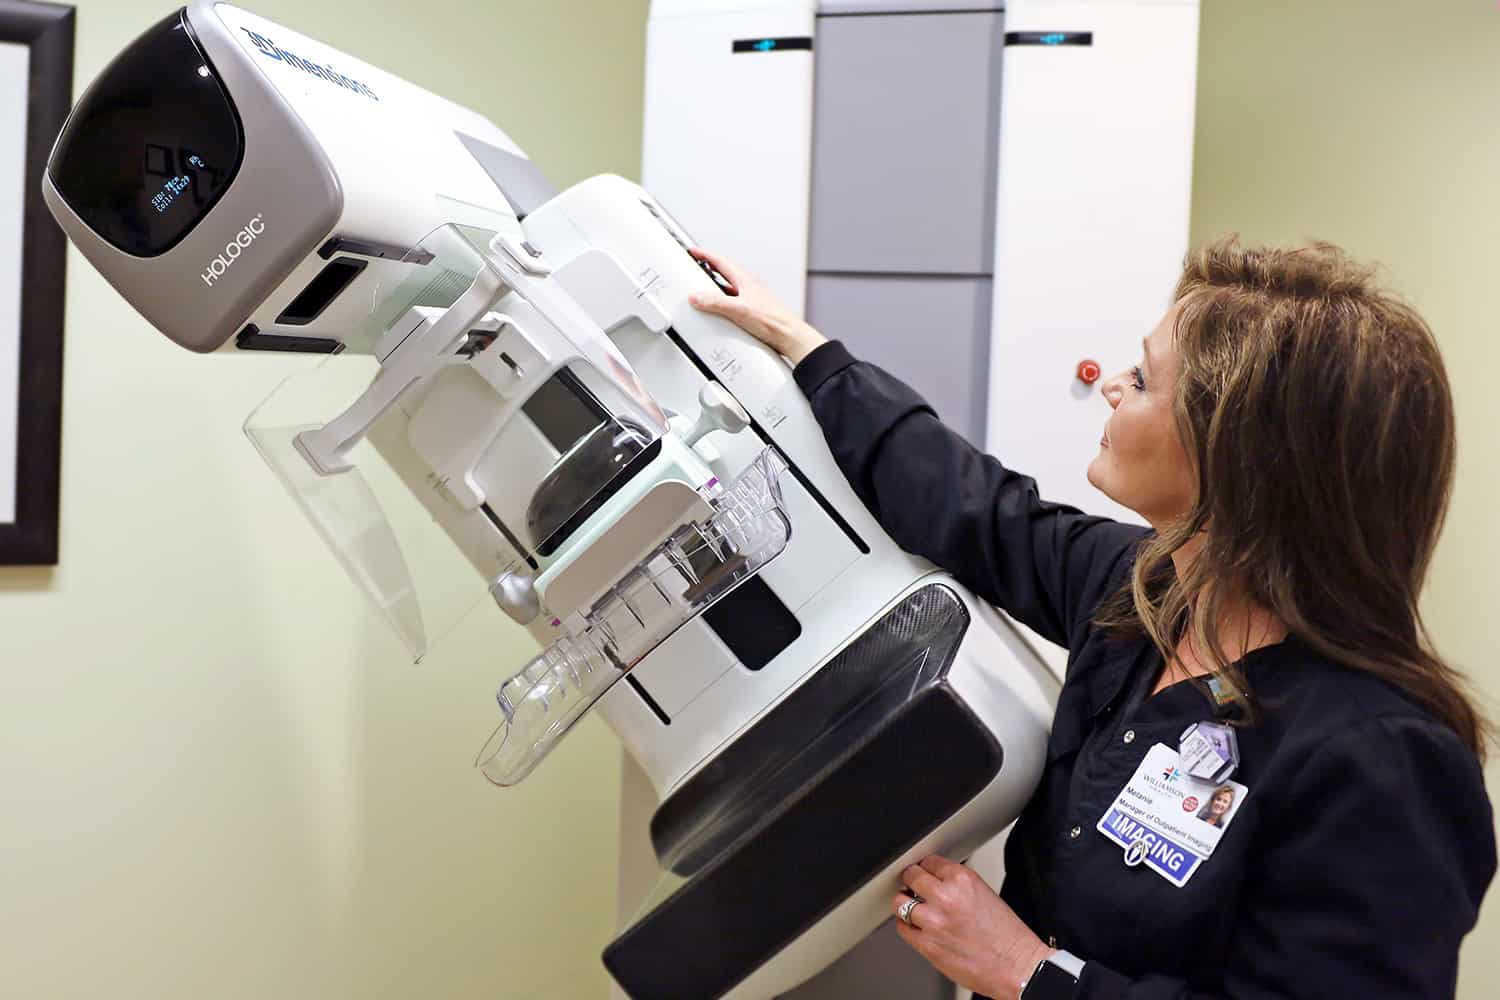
[1076, 359, 1102, 385]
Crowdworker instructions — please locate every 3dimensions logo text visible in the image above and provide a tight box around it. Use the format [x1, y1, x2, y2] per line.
[241, 29, 379, 101]
[202, 215, 266, 288]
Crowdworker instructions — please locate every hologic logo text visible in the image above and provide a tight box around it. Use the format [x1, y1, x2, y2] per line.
[241, 29, 379, 101]
[202, 215, 267, 288]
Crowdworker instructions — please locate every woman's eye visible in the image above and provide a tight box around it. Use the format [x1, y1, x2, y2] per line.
[1131, 365, 1146, 391]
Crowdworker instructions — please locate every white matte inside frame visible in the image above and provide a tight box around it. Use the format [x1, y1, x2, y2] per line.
[0, 41, 29, 525]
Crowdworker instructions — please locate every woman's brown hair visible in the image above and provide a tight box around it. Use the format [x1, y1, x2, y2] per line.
[1096, 236, 1490, 757]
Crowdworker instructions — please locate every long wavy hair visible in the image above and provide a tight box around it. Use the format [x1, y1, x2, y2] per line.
[1095, 236, 1490, 757]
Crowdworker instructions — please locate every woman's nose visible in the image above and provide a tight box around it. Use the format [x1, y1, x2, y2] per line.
[1100, 372, 1126, 409]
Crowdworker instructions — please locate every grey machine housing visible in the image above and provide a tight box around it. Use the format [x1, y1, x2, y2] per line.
[42, 0, 552, 355]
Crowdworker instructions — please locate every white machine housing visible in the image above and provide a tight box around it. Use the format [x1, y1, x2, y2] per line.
[43, 4, 1065, 999]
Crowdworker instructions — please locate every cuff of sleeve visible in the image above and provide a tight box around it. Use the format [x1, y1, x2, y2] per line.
[793, 339, 857, 398]
[1075, 961, 1130, 999]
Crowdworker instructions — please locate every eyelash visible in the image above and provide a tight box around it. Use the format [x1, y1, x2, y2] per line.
[1131, 366, 1146, 391]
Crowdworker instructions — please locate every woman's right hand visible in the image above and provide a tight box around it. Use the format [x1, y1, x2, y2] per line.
[687, 247, 828, 365]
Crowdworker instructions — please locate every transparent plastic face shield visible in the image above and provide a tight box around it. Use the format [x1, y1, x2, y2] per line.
[245, 223, 790, 785]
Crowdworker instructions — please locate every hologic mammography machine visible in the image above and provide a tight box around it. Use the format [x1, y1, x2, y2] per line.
[42, 2, 1195, 997]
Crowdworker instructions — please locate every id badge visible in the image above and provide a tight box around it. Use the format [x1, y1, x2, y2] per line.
[1096, 743, 1249, 887]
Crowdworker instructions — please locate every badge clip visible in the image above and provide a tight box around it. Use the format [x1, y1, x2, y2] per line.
[1178, 721, 1239, 784]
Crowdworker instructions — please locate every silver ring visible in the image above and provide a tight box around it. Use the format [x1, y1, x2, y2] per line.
[897, 897, 923, 926]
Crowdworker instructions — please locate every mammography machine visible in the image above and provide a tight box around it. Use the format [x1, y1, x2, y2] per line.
[42, 3, 1075, 997]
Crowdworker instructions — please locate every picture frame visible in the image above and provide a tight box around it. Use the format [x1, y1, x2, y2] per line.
[0, 1, 73, 564]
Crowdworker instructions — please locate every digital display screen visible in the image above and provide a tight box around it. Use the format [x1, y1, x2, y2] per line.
[48, 12, 243, 257]
[151, 171, 192, 215]
[732, 36, 813, 54]
[1004, 31, 1094, 47]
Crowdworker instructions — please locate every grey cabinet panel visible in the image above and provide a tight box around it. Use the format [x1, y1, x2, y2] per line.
[809, 11, 1004, 276]
[807, 273, 992, 444]
[820, 0, 1001, 12]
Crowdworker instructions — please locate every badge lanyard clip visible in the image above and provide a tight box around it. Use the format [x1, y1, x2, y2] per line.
[1178, 721, 1239, 784]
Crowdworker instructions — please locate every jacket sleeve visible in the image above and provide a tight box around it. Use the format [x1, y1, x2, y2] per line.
[1074, 715, 1497, 999]
[794, 340, 1147, 650]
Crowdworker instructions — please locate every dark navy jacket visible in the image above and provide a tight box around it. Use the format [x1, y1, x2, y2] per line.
[794, 341, 1495, 999]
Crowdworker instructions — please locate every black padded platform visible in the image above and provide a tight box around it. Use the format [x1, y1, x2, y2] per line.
[603, 584, 1003, 1000]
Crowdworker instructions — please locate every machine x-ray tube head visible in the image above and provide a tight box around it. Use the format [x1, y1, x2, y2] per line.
[43, 1, 542, 355]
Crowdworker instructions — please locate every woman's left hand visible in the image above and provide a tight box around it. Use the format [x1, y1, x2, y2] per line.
[893, 855, 1053, 1000]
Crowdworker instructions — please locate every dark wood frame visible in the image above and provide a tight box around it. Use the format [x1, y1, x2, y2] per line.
[0, 1, 72, 564]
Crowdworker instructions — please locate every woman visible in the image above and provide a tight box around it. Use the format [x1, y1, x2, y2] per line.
[1196, 786, 1234, 828]
[688, 237, 1495, 999]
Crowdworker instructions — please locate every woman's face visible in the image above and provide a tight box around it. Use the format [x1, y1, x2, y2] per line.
[1211, 790, 1233, 816]
[1087, 304, 1197, 527]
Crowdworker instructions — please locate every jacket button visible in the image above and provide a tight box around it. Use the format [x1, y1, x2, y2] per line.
[1123, 729, 1136, 744]
[1069, 825, 1082, 840]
